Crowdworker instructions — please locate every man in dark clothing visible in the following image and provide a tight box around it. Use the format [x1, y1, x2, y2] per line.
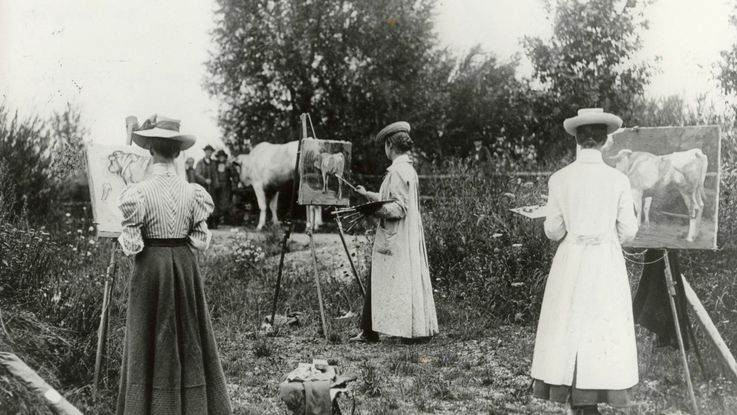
[195, 144, 219, 228]
[213, 149, 237, 226]
[468, 138, 493, 173]
[185, 157, 197, 183]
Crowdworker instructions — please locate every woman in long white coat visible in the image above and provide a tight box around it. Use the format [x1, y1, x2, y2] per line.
[531, 109, 639, 415]
[354, 121, 439, 340]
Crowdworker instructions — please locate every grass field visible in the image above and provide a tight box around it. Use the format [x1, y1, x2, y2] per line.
[204, 228, 737, 415]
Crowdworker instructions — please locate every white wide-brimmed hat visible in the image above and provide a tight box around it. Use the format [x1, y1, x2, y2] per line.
[563, 108, 622, 136]
[132, 114, 196, 150]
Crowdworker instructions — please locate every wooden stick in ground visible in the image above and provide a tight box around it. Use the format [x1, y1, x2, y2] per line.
[663, 253, 699, 415]
[93, 240, 117, 399]
[307, 224, 329, 339]
[333, 213, 366, 298]
[682, 276, 737, 382]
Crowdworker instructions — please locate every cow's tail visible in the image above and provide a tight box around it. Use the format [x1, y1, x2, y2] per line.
[694, 149, 708, 214]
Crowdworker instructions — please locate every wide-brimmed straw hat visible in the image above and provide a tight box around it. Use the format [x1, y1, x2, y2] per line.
[563, 108, 622, 136]
[132, 114, 196, 150]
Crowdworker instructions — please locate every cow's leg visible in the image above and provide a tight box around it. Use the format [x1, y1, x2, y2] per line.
[681, 191, 702, 242]
[269, 191, 281, 227]
[642, 197, 652, 228]
[322, 172, 328, 193]
[254, 185, 268, 231]
[337, 176, 342, 200]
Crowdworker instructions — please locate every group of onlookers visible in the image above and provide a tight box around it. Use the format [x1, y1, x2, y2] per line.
[184, 144, 239, 228]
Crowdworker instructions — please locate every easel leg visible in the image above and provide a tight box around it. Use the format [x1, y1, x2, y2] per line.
[663, 252, 699, 414]
[270, 227, 291, 329]
[94, 240, 117, 399]
[334, 214, 366, 298]
[308, 226, 329, 339]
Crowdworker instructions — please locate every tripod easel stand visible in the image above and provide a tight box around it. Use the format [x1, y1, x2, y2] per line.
[91, 116, 138, 398]
[663, 252, 699, 415]
[269, 113, 330, 339]
[661, 249, 737, 415]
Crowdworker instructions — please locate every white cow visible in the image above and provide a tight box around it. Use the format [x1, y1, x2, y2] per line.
[314, 152, 346, 199]
[609, 148, 708, 242]
[235, 141, 322, 231]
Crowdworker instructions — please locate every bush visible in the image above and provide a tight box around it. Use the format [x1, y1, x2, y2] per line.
[0, 106, 57, 219]
[422, 160, 553, 325]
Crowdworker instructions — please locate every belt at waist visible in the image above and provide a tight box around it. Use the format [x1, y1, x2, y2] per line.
[566, 232, 616, 246]
[143, 238, 189, 247]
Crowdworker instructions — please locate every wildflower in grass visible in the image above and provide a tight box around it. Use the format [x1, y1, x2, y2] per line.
[65, 213, 71, 217]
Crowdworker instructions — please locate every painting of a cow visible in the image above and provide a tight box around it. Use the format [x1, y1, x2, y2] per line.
[602, 125, 720, 249]
[298, 139, 352, 206]
[235, 140, 323, 231]
[609, 148, 707, 242]
[314, 152, 346, 199]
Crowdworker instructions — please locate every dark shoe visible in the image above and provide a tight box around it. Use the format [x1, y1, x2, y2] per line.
[400, 336, 432, 345]
[349, 331, 379, 343]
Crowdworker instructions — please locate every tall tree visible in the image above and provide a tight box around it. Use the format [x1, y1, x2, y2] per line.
[206, 0, 452, 173]
[442, 47, 538, 167]
[523, 0, 657, 156]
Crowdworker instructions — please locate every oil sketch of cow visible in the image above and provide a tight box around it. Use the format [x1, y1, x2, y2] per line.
[235, 140, 323, 231]
[298, 139, 352, 207]
[601, 125, 720, 249]
[609, 148, 708, 242]
[107, 150, 153, 185]
[314, 152, 346, 199]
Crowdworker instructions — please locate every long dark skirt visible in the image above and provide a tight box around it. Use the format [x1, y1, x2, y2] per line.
[532, 361, 631, 408]
[116, 244, 231, 415]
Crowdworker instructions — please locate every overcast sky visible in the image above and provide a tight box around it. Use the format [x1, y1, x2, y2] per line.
[0, 0, 734, 157]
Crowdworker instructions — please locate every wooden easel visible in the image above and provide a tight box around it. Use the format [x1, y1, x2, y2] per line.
[662, 251, 699, 415]
[91, 115, 138, 398]
[269, 113, 330, 339]
[269, 113, 367, 339]
[660, 250, 737, 415]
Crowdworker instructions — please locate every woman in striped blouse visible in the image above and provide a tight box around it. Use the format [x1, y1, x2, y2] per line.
[116, 115, 231, 415]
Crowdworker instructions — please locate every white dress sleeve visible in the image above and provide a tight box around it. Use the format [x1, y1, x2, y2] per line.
[117, 185, 145, 256]
[616, 179, 639, 243]
[375, 170, 409, 220]
[543, 176, 566, 242]
[188, 184, 215, 251]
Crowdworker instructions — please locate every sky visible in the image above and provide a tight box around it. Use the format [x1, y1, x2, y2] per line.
[0, 0, 734, 158]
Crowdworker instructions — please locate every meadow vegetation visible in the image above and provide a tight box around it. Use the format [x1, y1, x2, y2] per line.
[1, 108, 736, 412]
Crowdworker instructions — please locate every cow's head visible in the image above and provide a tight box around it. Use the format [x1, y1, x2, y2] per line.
[313, 153, 323, 171]
[608, 149, 633, 173]
[235, 153, 254, 187]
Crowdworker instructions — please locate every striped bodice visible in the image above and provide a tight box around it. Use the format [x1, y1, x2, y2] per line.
[117, 163, 214, 256]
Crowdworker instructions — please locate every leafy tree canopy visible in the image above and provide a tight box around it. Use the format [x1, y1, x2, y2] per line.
[523, 0, 657, 155]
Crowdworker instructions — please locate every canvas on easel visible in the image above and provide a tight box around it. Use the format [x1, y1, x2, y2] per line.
[297, 139, 352, 206]
[85, 142, 186, 237]
[602, 125, 720, 249]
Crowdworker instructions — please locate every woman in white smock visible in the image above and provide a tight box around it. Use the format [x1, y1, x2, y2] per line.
[531, 109, 639, 415]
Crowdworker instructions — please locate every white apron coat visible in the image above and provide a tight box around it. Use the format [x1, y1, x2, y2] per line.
[531, 149, 640, 390]
[371, 155, 439, 338]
